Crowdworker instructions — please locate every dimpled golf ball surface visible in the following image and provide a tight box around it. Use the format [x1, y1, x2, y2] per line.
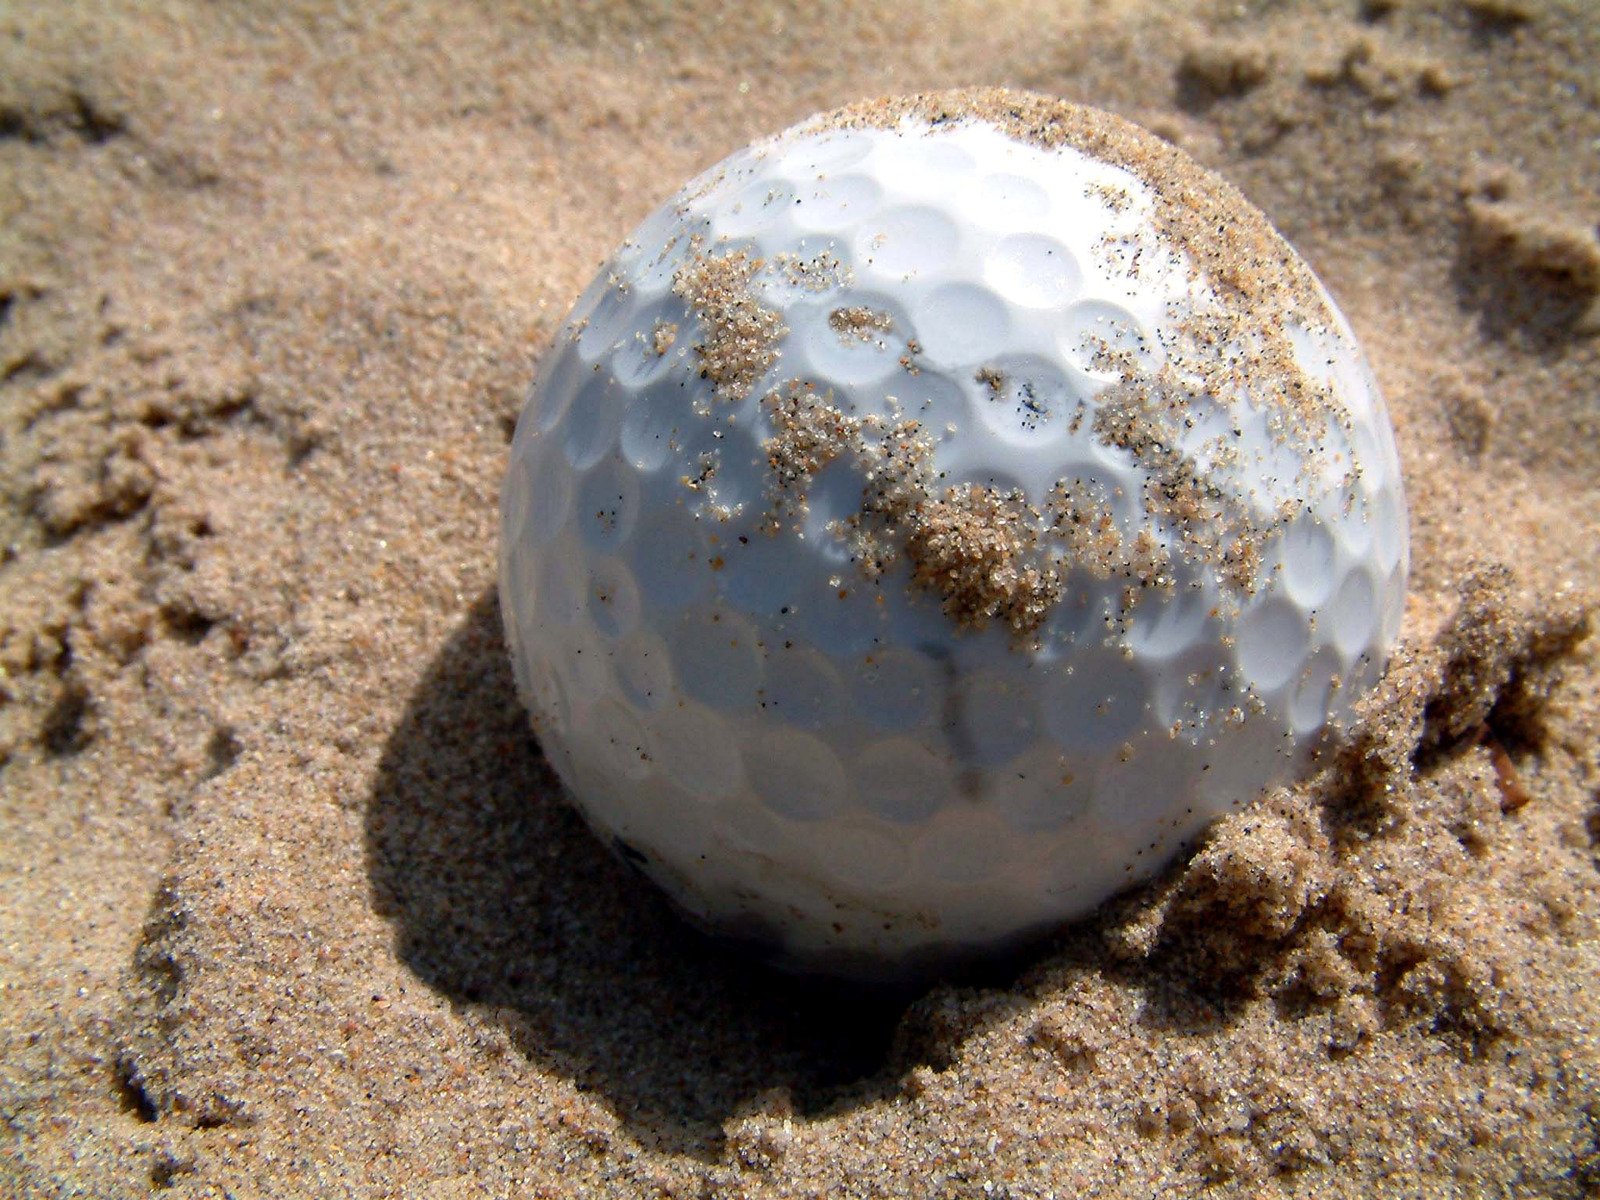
[499, 91, 1407, 980]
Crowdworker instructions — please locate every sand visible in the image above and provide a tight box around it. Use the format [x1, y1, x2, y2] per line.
[2, 0, 1598, 1196]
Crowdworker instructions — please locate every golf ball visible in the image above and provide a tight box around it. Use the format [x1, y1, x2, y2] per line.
[499, 90, 1407, 980]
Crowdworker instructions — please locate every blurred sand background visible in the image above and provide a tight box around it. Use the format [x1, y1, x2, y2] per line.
[2, 0, 1598, 1195]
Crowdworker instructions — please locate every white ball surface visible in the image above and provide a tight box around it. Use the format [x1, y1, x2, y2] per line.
[499, 91, 1408, 981]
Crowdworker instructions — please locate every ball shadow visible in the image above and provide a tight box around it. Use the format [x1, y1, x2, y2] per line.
[363, 589, 915, 1157]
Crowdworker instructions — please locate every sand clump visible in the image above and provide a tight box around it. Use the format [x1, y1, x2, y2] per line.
[671, 246, 787, 404]
[3, 1, 1600, 1197]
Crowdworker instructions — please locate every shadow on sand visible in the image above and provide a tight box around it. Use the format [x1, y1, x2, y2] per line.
[364, 589, 923, 1157]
